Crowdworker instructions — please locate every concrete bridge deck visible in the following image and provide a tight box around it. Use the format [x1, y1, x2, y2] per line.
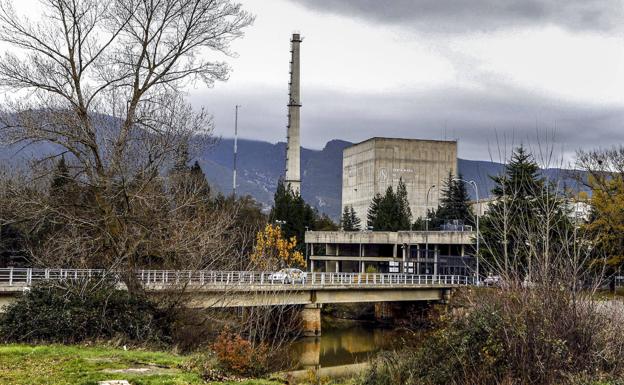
[0, 268, 474, 335]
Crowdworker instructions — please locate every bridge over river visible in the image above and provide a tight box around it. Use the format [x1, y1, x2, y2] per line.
[0, 268, 474, 335]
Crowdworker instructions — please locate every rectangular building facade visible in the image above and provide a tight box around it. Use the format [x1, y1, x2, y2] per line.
[342, 138, 458, 226]
[305, 230, 475, 276]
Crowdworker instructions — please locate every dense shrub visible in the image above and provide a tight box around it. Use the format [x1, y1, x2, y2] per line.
[0, 280, 171, 344]
[362, 287, 624, 385]
[212, 328, 270, 377]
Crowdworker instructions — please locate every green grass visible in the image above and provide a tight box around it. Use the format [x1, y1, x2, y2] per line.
[0, 344, 281, 385]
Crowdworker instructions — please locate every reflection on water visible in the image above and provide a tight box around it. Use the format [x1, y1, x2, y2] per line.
[290, 320, 406, 370]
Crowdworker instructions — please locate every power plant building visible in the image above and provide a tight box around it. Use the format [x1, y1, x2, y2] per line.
[304, 137, 475, 275]
[342, 138, 458, 224]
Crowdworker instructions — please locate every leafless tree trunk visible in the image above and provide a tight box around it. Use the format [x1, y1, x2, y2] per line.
[0, 0, 253, 291]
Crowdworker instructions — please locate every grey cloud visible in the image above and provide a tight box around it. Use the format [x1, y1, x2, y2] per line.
[191, 83, 624, 164]
[287, 0, 623, 33]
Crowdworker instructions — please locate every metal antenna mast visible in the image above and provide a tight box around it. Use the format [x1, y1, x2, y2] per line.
[233, 105, 240, 197]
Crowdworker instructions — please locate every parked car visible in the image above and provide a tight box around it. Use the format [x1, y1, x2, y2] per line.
[268, 268, 307, 284]
[483, 275, 502, 287]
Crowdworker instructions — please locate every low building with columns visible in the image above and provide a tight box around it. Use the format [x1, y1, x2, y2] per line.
[305, 230, 475, 276]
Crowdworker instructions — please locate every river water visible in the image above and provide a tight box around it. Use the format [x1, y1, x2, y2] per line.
[289, 319, 408, 370]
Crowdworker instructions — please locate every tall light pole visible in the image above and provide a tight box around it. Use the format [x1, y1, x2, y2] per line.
[454, 178, 480, 285]
[232, 105, 241, 197]
[425, 184, 436, 277]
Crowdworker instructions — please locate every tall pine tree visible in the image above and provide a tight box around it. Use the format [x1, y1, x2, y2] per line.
[49, 156, 79, 203]
[342, 205, 361, 231]
[366, 182, 412, 231]
[396, 178, 412, 230]
[480, 146, 569, 277]
[269, 179, 320, 252]
[434, 172, 474, 227]
[367, 193, 383, 230]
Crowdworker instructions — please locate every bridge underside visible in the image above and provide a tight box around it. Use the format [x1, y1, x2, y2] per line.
[0, 285, 449, 309]
[161, 286, 448, 308]
[0, 285, 450, 337]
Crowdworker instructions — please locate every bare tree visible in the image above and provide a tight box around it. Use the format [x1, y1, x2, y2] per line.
[0, 0, 254, 290]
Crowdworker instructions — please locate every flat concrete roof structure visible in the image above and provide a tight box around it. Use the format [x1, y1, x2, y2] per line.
[342, 137, 457, 223]
[305, 230, 475, 276]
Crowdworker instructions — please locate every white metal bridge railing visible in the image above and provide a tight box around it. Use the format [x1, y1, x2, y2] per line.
[0, 268, 475, 287]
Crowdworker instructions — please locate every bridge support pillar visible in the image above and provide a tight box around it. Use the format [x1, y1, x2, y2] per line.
[302, 303, 322, 337]
[374, 302, 393, 320]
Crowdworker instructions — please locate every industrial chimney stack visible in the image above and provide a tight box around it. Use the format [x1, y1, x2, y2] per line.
[285, 33, 302, 193]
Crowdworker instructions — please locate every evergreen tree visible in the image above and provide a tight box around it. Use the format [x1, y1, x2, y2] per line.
[189, 161, 211, 199]
[367, 193, 383, 230]
[349, 206, 361, 231]
[366, 183, 412, 231]
[269, 179, 318, 252]
[342, 205, 361, 231]
[49, 156, 78, 202]
[434, 172, 474, 228]
[396, 178, 412, 230]
[480, 146, 569, 277]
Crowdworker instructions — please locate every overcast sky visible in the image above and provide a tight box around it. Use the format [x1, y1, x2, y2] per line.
[191, 0, 624, 163]
[8, 0, 624, 163]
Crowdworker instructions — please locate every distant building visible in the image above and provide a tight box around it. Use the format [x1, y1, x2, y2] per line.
[341, 138, 457, 224]
[470, 197, 497, 217]
[305, 230, 475, 275]
[305, 137, 474, 276]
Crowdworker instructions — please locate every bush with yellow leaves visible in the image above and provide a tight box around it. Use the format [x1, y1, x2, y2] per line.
[250, 224, 305, 270]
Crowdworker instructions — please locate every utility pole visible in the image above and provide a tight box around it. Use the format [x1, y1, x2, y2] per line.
[232, 105, 240, 197]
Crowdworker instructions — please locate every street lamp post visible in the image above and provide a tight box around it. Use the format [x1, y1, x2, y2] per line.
[454, 178, 480, 285]
[425, 185, 436, 278]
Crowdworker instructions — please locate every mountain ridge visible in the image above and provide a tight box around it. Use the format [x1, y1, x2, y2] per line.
[0, 137, 588, 220]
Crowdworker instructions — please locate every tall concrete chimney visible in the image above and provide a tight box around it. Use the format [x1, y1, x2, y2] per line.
[285, 33, 302, 194]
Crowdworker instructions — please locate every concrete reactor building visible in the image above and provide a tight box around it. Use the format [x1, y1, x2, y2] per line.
[305, 137, 474, 276]
[342, 137, 458, 224]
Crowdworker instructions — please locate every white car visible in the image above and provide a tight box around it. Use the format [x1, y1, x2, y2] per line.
[483, 275, 502, 287]
[268, 268, 307, 284]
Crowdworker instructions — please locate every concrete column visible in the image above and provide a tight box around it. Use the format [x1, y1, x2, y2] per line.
[392, 244, 397, 258]
[335, 261, 340, 273]
[298, 337, 321, 369]
[310, 260, 315, 272]
[461, 244, 465, 256]
[434, 244, 439, 277]
[302, 304, 322, 337]
[374, 302, 392, 320]
[402, 245, 407, 272]
[416, 245, 420, 274]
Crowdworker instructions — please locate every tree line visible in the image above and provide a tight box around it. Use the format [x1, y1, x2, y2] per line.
[341, 174, 475, 232]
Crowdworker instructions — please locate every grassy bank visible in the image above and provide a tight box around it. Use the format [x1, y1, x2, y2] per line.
[0, 344, 279, 385]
